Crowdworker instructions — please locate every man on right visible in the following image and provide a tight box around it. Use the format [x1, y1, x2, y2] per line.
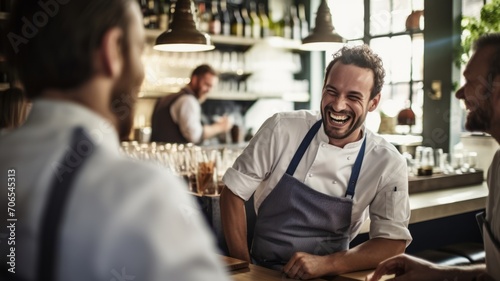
[368, 33, 500, 281]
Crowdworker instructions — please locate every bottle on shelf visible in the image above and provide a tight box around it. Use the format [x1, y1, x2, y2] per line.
[240, 6, 252, 38]
[147, 0, 159, 29]
[220, 0, 231, 36]
[298, 3, 309, 40]
[282, 6, 292, 39]
[290, 5, 301, 40]
[139, 0, 150, 28]
[209, 0, 222, 35]
[158, 0, 169, 31]
[249, 1, 261, 39]
[231, 6, 244, 37]
[258, 3, 270, 38]
[197, 2, 210, 33]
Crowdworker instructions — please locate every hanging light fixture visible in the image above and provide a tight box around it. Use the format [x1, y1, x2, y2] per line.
[154, 0, 215, 52]
[301, 0, 344, 51]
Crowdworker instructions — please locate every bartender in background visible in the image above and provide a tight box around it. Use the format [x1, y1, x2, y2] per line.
[150, 64, 233, 144]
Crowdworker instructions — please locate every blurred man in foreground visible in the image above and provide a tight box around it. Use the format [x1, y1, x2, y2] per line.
[0, 1, 230, 280]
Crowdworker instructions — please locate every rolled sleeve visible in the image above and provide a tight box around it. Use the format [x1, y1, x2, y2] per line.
[368, 164, 412, 245]
[223, 167, 262, 201]
[172, 95, 203, 143]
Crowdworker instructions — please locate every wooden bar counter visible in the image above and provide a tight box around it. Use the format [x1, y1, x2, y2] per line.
[225, 258, 390, 281]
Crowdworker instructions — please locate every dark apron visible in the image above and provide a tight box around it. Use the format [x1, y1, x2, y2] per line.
[251, 120, 366, 270]
[1, 127, 95, 281]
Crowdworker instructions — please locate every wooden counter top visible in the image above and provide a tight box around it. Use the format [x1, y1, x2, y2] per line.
[228, 262, 392, 281]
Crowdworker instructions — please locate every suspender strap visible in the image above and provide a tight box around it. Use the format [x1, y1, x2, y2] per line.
[344, 138, 366, 199]
[286, 120, 322, 176]
[37, 127, 95, 281]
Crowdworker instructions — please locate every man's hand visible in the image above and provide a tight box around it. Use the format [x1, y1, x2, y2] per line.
[282, 252, 331, 280]
[215, 115, 233, 133]
[365, 254, 487, 281]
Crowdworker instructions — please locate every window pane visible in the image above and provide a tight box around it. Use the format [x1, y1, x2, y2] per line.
[370, 37, 393, 82]
[412, 0, 424, 10]
[391, 35, 412, 83]
[391, 0, 411, 33]
[462, 0, 483, 18]
[370, 0, 391, 36]
[329, 0, 364, 40]
[412, 33, 424, 81]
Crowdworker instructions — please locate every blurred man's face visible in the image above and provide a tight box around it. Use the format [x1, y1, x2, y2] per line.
[455, 45, 499, 134]
[192, 73, 218, 103]
[110, 2, 146, 139]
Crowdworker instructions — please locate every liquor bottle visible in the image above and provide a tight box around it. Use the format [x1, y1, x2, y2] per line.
[231, 6, 244, 37]
[298, 3, 309, 39]
[158, 0, 169, 31]
[148, 0, 159, 29]
[220, 0, 231, 36]
[139, 0, 150, 28]
[197, 2, 210, 33]
[258, 3, 270, 38]
[282, 6, 292, 39]
[249, 1, 261, 39]
[209, 0, 221, 35]
[290, 5, 301, 40]
[240, 7, 252, 38]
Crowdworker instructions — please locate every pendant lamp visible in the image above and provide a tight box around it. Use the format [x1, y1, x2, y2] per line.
[301, 0, 344, 51]
[154, 0, 215, 52]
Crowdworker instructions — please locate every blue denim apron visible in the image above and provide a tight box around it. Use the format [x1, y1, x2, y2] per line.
[251, 120, 366, 270]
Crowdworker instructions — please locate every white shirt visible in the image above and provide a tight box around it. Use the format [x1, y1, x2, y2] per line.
[223, 110, 412, 243]
[486, 149, 500, 279]
[170, 89, 203, 143]
[0, 100, 230, 281]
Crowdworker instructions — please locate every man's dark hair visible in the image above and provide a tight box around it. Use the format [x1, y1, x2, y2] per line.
[191, 64, 217, 78]
[474, 33, 500, 85]
[5, 0, 133, 98]
[325, 45, 385, 100]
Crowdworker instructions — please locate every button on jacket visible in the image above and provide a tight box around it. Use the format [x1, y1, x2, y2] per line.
[223, 110, 412, 243]
[0, 100, 230, 281]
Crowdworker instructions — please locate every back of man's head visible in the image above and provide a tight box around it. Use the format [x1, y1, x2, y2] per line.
[5, 0, 133, 98]
[474, 33, 500, 81]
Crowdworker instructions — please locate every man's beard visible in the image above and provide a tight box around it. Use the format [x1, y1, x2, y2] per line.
[465, 101, 492, 133]
[110, 56, 144, 140]
[321, 107, 366, 140]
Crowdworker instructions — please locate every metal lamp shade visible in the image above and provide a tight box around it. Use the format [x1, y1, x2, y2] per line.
[154, 0, 214, 52]
[301, 0, 344, 51]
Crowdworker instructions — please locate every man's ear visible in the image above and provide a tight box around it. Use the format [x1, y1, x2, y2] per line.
[99, 27, 124, 78]
[368, 93, 381, 112]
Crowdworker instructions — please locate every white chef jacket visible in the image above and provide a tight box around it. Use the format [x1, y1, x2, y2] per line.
[223, 110, 412, 243]
[0, 100, 230, 281]
[170, 88, 204, 143]
[485, 149, 500, 279]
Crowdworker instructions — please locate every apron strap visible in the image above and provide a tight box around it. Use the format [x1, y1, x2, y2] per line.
[285, 120, 322, 176]
[37, 127, 95, 281]
[345, 138, 366, 199]
[477, 211, 500, 249]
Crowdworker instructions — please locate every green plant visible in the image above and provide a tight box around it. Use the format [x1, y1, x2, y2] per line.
[456, 0, 500, 68]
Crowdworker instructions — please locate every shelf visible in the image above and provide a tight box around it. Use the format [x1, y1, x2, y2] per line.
[138, 90, 309, 102]
[145, 29, 301, 50]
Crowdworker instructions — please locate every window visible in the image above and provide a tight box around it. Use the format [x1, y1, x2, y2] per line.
[327, 0, 424, 134]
